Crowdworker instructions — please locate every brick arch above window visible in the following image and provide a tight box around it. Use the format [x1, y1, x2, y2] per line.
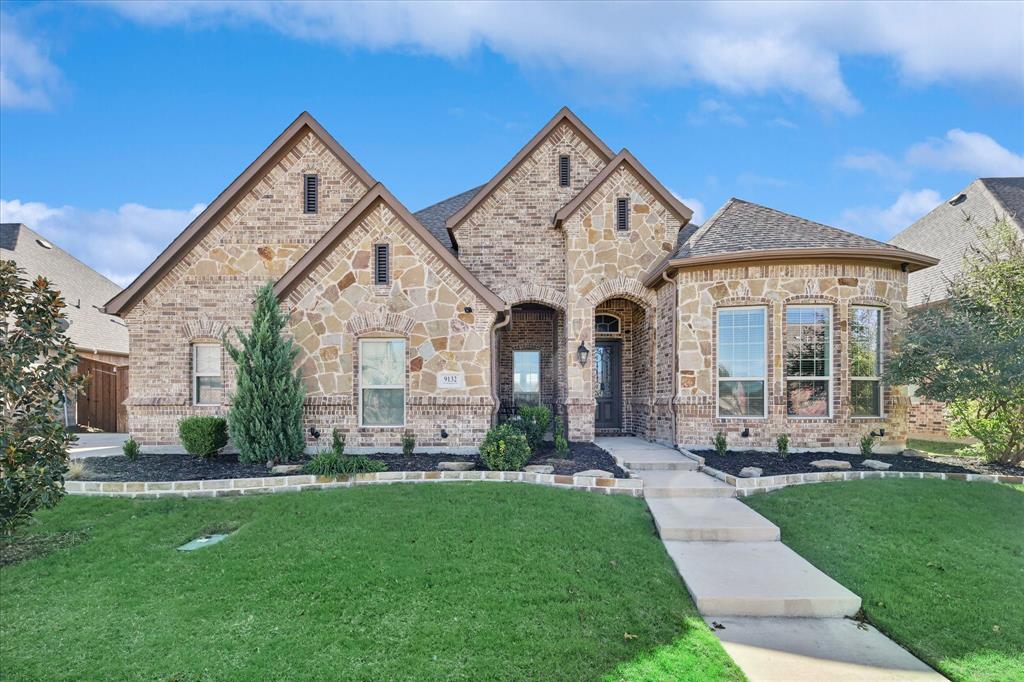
[346, 309, 415, 337]
[499, 283, 567, 311]
[181, 317, 229, 341]
[582, 275, 656, 309]
[781, 294, 840, 306]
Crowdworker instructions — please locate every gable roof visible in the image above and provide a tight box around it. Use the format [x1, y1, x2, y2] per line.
[889, 177, 1024, 307]
[552, 149, 694, 227]
[103, 111, 375, 316]
[273, 184, 507, 313]
[2, 223, 129, 355]
[413, 185, 483, 252]
[644, 197, 937, 286]
[443, 107, 615, 233]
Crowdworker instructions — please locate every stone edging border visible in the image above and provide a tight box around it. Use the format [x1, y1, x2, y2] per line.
[677, 447, 1024, 497]
[64, 470, 643, 499]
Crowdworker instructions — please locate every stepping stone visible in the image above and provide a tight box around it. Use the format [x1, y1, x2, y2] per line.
[523, 465, 554, 474]
[663, 541, 861, 617]
[739, 467, 763, 478]
[861, 459, 892, 471]
[902, 449, 926, 458]
[810, 459, 852, 470]
[637, 470, 735, 498]
[438, 461, 474, 471]
[647, 498, 780, 542]
[575, 469, 613, 478]
[270, 464, 302, 474]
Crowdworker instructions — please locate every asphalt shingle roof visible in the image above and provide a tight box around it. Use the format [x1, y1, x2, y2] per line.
[1, 223, 129, 355]
[889, 177, 1024, 307]
[413, 186, 483, 251]
[676, 198, 917, 258]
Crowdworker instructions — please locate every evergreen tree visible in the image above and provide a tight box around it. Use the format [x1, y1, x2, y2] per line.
[224, 283, 305, 465]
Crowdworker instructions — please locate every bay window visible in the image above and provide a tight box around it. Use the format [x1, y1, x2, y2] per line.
[785, 306, 832, 417]
[359, 339, 406, 427]
[717, 307, 767, 417]
[850, 306, 883, 416]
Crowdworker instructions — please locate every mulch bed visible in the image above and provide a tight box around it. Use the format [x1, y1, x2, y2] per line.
[692, 449, 1024, 478]
[75, 441, 628, 482]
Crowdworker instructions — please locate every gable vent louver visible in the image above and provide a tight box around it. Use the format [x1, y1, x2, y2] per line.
[616, 197, 630, 231]
[558, 155, 570, 187]
[374, 243, 390, 285]
[304, 174, 319, 214]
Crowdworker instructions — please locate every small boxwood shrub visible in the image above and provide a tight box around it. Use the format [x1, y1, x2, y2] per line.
[553, 416, 569, 458]
[178, 416, 228, 459]
[480, 423, 531, 471]
[401, 433, 415, 457]
[516, 404, 551, 452]
[302, 450, 386, 476]
[122, 436, 140, 461]
[713, 431, 728, 457]
[776, 434, 790, 458]
[860, 432, 876, 457]
[330, 428, 346, 457]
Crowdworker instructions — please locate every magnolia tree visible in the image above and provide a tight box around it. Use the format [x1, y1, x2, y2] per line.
[224, 283, 305, 465]
[889, 219, 1024, 465]
[1, 260, 84, 534]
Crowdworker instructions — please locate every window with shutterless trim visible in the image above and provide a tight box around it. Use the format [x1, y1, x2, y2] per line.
[850, 306, 883, 417]
[717, 306, 767, 418]
[513, 351, 541, 405]
[616, 197, 630, 231]
[374, 243, 390, 285]
[595, 314, 621, 334]
[785, 305, 832, 417]
[192, 343, 223, 406]
[558, 154, 570, 187]
[303, 174, 319, 214]
[359, 338, 406, 427]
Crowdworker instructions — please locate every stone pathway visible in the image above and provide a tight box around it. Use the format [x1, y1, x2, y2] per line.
[595, 437, 943, 681]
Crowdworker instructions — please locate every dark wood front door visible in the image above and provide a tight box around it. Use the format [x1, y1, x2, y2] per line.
[594, 340, 622, 429]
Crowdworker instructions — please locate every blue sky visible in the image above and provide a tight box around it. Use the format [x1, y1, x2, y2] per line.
[2, 1, 1022, 285]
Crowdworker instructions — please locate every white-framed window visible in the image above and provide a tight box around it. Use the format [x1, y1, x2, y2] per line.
[850, 306, 883, 417]
[192, 343, 223, 406]
[513, 351, 541, 405]
[595, 313, 621, 335]
[785, 305, 832, 417]
[717, 306, 767, 418]
[359, 338, 406, 427]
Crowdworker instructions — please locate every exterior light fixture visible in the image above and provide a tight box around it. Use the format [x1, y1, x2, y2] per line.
[577, 341, 590, 367]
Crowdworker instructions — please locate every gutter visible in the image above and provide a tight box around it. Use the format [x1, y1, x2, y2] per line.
[661, 270, 678, 443]
[489, 309, 512, 425]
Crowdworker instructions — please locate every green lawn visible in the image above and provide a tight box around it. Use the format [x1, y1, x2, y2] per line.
[0, 484, 742, 681]
[907, 437, 969, 457]
[744, 479, 1023, 682]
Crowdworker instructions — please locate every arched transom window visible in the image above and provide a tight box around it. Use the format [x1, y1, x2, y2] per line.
[595, 314, 621, 334]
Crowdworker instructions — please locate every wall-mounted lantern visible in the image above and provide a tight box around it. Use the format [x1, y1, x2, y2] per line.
[577, 341, 590, 367]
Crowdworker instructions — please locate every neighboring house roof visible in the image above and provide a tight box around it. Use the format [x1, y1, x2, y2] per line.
[444, 107, 615, 234]
[274, 184, 508, 313]
[644, 198, 937, 286]
[889, 177, 1024, 307]
[413, 185, 483, 251]
[552, 148, 694, 227]
[104, 111, 375, 317]
[1, 223, 129, 356]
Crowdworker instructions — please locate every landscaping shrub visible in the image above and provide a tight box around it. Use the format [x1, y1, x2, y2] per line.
[330, 428, 346, 457]
[402, 433, 415, 457]
[0, 260, 84, 534]
[516, 404, 551, 452]
[178, 416, 228, 459]
[553, 416, 569, 458]
[714, 432, 728, 457]
[480, 423, 531, 471]
[302, 450, 386, 476]
[860, 432, 876, 457]
[65, 461, 87, 481]
[224, 283, 305, 465]
[122, 437, 140, 461]
[776, 434, 790, 458]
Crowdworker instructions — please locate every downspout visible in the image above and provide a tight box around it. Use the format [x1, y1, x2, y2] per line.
[490, 309, 512, 425]
[662, 269, 678, 445]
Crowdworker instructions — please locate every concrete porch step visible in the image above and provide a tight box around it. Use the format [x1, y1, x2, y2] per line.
[637, 470, 736, 498]
[622, 457, 699, 471]
[647, 498, 780, 541]
[664, 541, 862, 618]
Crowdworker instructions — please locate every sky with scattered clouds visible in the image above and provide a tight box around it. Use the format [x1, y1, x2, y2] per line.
[1, 0, 1022, 286]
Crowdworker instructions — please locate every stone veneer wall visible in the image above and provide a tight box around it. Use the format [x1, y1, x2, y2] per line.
[669, 261, 909, 451]
[562, 164, 679, 441]
[125, 132, 369, 445]
[281, 200, 497, 448]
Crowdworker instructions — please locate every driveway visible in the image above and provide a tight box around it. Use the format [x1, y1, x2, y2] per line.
[70, 432, 127, 458]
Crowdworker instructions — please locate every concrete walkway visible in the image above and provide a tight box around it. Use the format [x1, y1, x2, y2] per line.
[596, 437, 942, 681]
[70, 432, 127, 458]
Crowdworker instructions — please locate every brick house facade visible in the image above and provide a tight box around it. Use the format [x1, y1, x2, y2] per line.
[106, 109, 937, 453]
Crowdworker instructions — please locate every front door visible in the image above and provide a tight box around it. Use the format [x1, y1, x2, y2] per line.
[594, 340, 622, 430]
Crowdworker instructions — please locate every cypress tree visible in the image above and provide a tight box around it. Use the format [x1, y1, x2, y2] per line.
[224, 283, 305, 465]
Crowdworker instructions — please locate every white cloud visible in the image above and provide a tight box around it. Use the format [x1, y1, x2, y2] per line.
[100, 1, 1024, 113]
[678, 196, 706, 226]
[839, 189, 942, 239]
[688, 98, 746, 127]
[1, 199, 205, 286]
[0, 13, 62, 109]
[906, 129, 1024, 177]
[839, 150, 911, 182]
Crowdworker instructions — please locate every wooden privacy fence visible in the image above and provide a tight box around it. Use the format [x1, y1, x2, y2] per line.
[77, 358, 129, 432]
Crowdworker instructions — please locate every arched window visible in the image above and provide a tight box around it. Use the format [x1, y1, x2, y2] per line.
[595, 314, 621, 334]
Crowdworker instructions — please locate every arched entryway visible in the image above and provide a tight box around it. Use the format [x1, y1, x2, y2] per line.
[495, 302, 566, 422]
[593, 297, 652, 436]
